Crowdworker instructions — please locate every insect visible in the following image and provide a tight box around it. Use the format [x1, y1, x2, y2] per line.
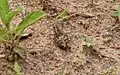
[53, 21, 71, 50]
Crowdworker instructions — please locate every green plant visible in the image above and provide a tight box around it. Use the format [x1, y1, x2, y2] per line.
[81, 36, 95, 55]
[82, 36, 95, 47]
[56, 9, 68, 20]
[14, 61, 22, 75]
[113, 5, 120, 22]
[0, 0, 46, 60]
[99, 68, 117, 75]
[7, 61, 22, 75]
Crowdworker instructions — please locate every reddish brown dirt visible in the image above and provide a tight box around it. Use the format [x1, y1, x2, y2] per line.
[1, 0, 120, 75]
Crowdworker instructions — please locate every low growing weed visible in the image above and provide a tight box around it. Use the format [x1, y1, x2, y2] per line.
[0, 0, 46, 74]
[7, 61, 22, 75]
[14, 61, 22, 75]
[0, 0, 46, 61]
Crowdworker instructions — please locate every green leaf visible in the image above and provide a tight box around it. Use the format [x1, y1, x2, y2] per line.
[14, 61, 21, 75]
[0, 27, 6, 35]
[113, 5, 120, 16]
[113, 11, 120, 16]
[56, 9, 68, 20]
[3, 7, 23, 26]
[0, 27, 8, 41]
[0, 0, 9, 18]
[0, 5, 5, 19]
[14, 11, 46, 36]
[14, 46, 25, 58]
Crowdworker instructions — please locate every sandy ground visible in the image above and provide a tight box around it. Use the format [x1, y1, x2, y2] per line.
[1, 0, 120, 75]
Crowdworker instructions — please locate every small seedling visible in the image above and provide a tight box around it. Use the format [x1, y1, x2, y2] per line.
[0, 0, 46, 60]
[81, 36, 95, 55]
[14, 61, 22, 75]
[99, 68, 117, 75]
[7, 61, 22, 75]
[113, 5, 120, 22]
[56, 9, 68, 20]
[82, 36, 95, 47]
